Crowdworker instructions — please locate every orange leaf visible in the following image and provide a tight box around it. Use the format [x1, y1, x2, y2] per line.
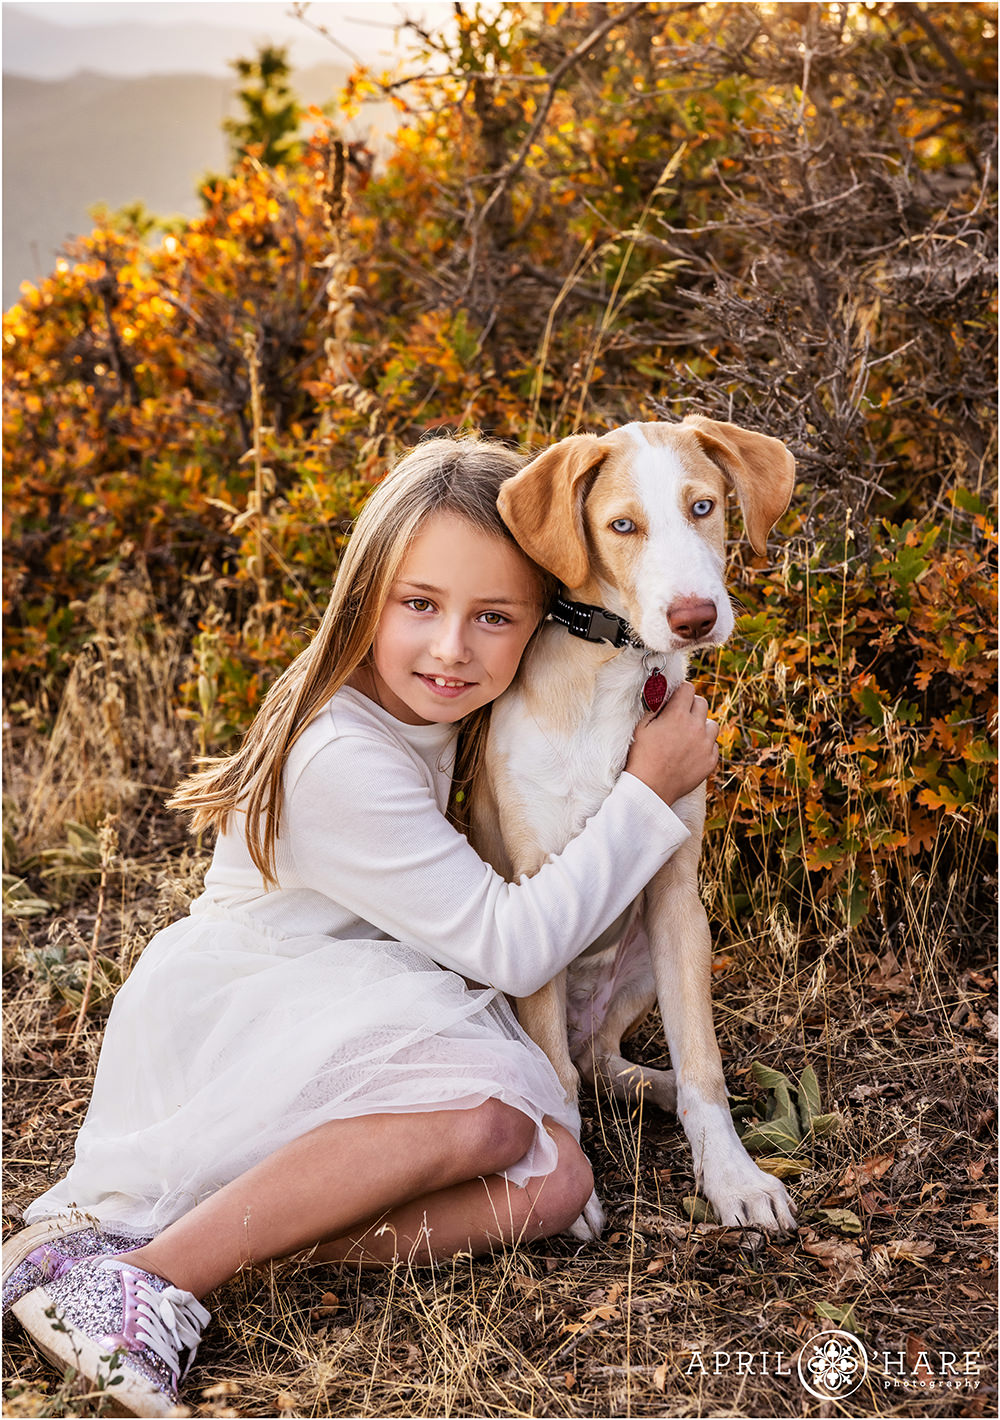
[906, 1335, 936, 1381]
[839, 1152, 895, 1189]
[579, 1304, 621, 1324]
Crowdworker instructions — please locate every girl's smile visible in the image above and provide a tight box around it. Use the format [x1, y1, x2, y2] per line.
[416, 673, 476, 697]
[352, 512, 544, 725]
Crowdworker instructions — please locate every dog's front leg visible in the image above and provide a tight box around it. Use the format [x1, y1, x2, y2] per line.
[646, 792, 796, 1234]
[516, 977, 605, 1240]
[516, 973, 577, 1104]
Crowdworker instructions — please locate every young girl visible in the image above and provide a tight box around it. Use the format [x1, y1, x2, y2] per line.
[4, 436, 719, 1417]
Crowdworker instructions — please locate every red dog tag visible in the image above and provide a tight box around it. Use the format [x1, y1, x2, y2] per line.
[642, 670, 667, 713]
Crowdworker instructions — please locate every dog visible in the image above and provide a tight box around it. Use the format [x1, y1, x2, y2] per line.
[472, 416, 797, 1238]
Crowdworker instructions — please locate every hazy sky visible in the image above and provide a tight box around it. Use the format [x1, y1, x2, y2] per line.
[5, 1, 455, 74]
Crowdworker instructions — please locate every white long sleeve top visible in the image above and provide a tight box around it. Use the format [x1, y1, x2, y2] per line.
[196, 686, 690, 997]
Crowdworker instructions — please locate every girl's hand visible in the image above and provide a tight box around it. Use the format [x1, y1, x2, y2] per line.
[624, 682, 720, 806]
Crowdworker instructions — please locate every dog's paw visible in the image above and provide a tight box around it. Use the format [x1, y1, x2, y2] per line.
[567, 1189, 606, 1241]
[702, 1153, 797, 1234]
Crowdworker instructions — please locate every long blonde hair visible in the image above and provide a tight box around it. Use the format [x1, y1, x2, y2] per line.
[169, 436, 551, 882]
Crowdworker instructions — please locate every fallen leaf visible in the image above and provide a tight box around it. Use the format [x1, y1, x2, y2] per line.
[646, 1258, 665, 1274]
[967, 1159, 987, 1181]
[906, 1334, 936, 1381]
[740, 1116, 803, 1154]
[814, 1300, 858, 1330]
[653, 1361, 668, 1392]
[756, 1155, 812, 1179]
[309, 1289, 340, 1320]
[815, 1206, 863, 1234]
[849, 1082, 890, 1102]
[972, 1107, 996, 1135]
[563, 1373, 575, 1391]
[856, 1187, 896, 1217]
[682, 1196, 713, 1223]
[875, 1238, 936, 1264]
[963, 1202, 999, 1227]
[581, 1304, 621, 1324]
[561, 1299, 622, 1335]
[839, 1152, 894, 1189]
[799, 1226, 864, 1285]
[869, 949, 913, 993]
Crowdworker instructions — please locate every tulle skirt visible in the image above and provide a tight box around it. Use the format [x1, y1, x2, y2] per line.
[25, 904, 580, 1238]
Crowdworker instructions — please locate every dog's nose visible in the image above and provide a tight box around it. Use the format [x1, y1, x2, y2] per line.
[667, 598, 718, 641]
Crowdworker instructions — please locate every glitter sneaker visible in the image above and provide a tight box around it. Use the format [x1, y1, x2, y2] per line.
[2, 1217, 147, 1319]
[12, 1254, 210, 1418]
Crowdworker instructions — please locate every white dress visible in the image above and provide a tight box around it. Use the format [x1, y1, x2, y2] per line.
[26, 688, 689, 1238]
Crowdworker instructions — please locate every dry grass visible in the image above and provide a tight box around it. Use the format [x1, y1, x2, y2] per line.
[3, 567, 192, 871]
[2, 605, 997, 1420]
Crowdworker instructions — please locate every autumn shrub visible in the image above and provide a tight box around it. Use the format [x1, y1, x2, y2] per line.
[699, 496, 996, 935]
[2, 0, 996, 936]
[2, 139, 364, 701]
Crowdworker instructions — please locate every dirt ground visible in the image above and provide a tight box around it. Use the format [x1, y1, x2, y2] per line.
[2, 832, 997, 1419]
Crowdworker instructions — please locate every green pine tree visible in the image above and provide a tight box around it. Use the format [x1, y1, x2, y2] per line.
[223, 44, 303, 169]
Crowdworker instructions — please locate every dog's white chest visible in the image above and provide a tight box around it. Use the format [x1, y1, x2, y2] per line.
[490, 655, 643, 849]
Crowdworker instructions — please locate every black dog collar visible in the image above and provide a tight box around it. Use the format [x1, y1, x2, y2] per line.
[549, 595, 644, 650]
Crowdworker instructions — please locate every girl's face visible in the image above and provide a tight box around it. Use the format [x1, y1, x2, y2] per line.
[355, 511, 544, 726]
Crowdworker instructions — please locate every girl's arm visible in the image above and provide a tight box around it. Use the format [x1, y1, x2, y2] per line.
[281, 733, 690, 997]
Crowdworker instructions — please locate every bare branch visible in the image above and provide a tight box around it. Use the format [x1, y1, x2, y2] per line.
[475, 3, 650, 230]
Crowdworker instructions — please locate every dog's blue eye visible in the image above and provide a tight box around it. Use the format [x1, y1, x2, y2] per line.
[610, 518, 636, 533]
[692, 499, 714, 518]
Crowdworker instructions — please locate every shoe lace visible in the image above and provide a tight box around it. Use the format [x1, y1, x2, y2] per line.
[131, 1275, 211, 1382]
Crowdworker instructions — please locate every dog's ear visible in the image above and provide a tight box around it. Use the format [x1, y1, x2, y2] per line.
[498, 434, 608, 588]
[683, 416, 795, 555]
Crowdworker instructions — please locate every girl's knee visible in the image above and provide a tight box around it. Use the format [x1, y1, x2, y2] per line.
[525, 1127, 594, 1236]
[465, 1099, 536, 1177]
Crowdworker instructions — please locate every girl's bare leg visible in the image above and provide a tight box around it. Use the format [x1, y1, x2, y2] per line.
[314, 1121, 591, 1267]
[119, 1105, 589, 1299]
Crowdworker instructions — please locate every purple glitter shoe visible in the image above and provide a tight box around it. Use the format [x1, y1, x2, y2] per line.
[12, 1255, 210, 1417]
[2, 1218, 146, 1319]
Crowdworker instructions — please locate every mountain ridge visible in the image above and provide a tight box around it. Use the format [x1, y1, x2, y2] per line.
[3, 65, 393, 308]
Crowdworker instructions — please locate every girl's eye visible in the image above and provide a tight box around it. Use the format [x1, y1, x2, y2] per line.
[691, 499, 714, 518]
[610, 518, 636, 534]
[406, 598, 433, 612]
[478, 611, 510, 626]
